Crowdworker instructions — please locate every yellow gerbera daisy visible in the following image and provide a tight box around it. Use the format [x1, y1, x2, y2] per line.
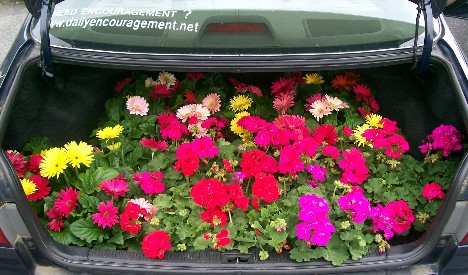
[303, 73, 325, 85]
[20, 178, 37, 196]
[365, 114, 384, 129]
[64, 141, 94, 168]
[39, 147, 69, 179]
[96, 124, 124, 140]
[231, 111, 250, 137]
[229, 95, 253, 112]
[107, 142, 122, 150]
[353, 124, 371, 147]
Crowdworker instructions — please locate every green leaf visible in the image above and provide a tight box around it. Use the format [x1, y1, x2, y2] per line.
[193, 235, 210, 251]
[23, 136, 50, 154]
[349, 240, 369, 260]
[217, 139, 238, 159]
[148, 152, 175, 170]
[94, 243, 117, 250]
[49, 228, 75, 245]
[289, 241, 316, 262]
[78, 194, 100, 212]
[127, 146, 144, 167]
[79, 167, 119, 195]
[267, 231, 288, 247]
[105, 97, 124, 123]
[174, 223, 193, 240]
[384, 172, 400, 186]
[153, 194, 174, 209]
[324, 235, 350, 265]
[165, 167, 183, 181]
[108, 231, 125, 245]
[70, 219, 109, 243]
[364, 178, 383, 194]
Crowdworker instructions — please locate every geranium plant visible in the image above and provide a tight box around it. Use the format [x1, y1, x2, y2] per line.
[6, 71, 464, 265]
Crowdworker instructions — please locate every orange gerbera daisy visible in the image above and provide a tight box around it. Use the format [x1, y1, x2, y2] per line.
[331, 74, 357, 91]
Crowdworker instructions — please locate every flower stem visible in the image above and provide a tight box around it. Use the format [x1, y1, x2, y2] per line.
[62, 172, 70, 186]
[229, 210, 233, 224]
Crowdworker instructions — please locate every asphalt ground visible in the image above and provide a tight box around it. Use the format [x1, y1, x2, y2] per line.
[0, 2, 466, 69]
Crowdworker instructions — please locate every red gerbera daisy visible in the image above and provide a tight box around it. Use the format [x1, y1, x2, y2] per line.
[353, 84, 372, 102]
[25, 154, 43, 173]
[271, 77, 295, 96]
[149, 84, 173, 100]
[184, 91, 199, 103]
[53, 187, 80, 218]
[46, 208, 65, 232]
[27, 174, 50, 201]
[140, 137, 169, 151]
[186, 72, 205, 80]
[5, 150, 26, 178]
[114, 77, 132, 94]
[92, 201, 119, 229]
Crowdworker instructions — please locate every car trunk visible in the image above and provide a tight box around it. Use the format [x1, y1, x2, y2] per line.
[1, 54, 467, 273]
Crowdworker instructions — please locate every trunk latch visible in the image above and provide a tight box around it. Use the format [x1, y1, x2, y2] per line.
[40, 0, 55, 77]
[412, 0, 434, 73]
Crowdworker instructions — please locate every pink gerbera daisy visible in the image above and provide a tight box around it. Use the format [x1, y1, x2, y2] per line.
[99, 175, 129, 198]
[92, 201, 119, 229]
[140, 137, 169, 151]
[53, 187, 80, 218]
[202, 93, 221, 113]
[176, 104, 210, 122]
[126, 96, 149, 116]
[273, 93, 295, 115]
[309, 100, 332, 120]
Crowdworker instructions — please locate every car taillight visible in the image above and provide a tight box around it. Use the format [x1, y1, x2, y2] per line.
[460, 232, 468, 245]
[0, 228, 12, 248]
[207, 23, 266, 33]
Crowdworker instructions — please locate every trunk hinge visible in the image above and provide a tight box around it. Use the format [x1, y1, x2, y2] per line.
[40, 0, 55, 77]
[412, 0, 434, 73]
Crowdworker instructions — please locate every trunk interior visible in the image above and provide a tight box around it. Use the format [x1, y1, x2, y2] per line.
[3, 62, 464, 156]
[1, 58, 467, 272]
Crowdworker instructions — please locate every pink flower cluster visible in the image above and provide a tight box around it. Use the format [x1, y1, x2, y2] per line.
[362, 118, 409, 159]
[421, 182, 444, 200]
[133, 171, 165, 195]
[419, 124, 463, 157]
[337, 188, 371, 223]
[370, 200, 415, 239]
[157, 113, 188, 141]
[338, 147, 369, 184]
[296, 194, 335, 246]
[237, 115, 310, 150]
[174, 137, 219, 176]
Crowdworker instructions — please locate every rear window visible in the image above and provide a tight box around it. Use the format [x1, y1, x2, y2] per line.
[39, 0, 425, 54]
